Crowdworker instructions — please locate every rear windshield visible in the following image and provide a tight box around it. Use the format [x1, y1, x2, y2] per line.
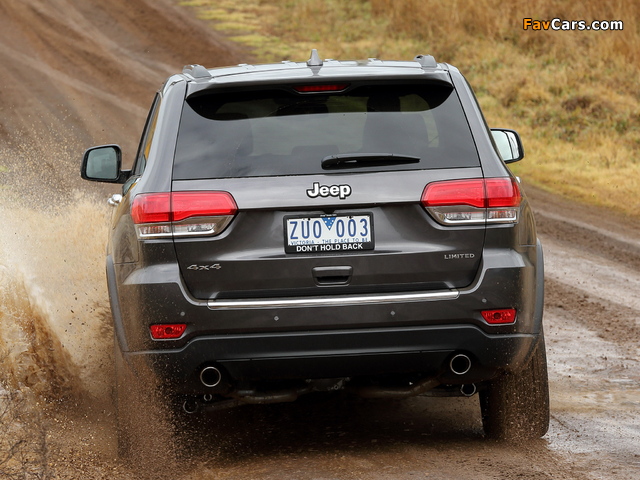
[173, 83, 479, 179]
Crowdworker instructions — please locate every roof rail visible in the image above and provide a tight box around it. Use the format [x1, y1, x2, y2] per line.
[182, 64, 212, 79]
[414, 55, 437, 68]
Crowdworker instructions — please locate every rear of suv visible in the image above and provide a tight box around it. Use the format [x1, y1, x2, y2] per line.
[81, 51, 548, 454]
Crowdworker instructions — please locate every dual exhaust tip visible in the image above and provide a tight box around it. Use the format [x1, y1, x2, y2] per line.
[449, 353, 472, 376]
[200, 355, 472, 388]
[183, 366, 224, 413]
[188, 354, 473, 413]
[200, 356, 471, 388]
[200, 365, 223, 388]
[449, 353, 475, 397]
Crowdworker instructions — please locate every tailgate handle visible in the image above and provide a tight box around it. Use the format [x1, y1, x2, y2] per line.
[312, 266, 353, 286]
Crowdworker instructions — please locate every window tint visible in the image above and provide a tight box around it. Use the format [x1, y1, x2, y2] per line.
[133, 94, 161, 177]
[173, 83, 479, 179]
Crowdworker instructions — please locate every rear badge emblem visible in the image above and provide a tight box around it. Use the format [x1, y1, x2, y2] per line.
[444, 253, 475, 260]
[187, 264, 222, 271]
[307, 182, 352, 200]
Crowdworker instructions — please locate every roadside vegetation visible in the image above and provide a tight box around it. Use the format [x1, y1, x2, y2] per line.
[178, 0, 640, 216]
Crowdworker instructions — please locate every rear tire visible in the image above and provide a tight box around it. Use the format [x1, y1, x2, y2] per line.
[480, 335, 550, 440]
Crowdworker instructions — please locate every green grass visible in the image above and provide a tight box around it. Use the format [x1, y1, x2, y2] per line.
[178, 0, 640, 216]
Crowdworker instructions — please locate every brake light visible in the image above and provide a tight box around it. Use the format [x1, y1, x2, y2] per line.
[422, 179, 485, 208]
[293, 84, 349, 93]
[150, 323, 186, 339]
[421, 178, 521, 225]
[481, 309, 517, 325]
[485, 178, 521, 207]
[132, 191, 237, 239]
[131, 192, 171, 224]
[171, 192, 237, 221]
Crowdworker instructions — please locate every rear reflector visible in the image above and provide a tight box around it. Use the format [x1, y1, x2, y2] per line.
[150, 323, 187, 339]
[293, 84, 349, 93]
[421, 178, 521, 225]
[132, 191, 237, 239]
[481, 309, 517, 325]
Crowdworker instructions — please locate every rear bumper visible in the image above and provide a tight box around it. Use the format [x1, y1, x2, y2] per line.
[111, 242, 544, 394]
[127, 324, 539, 395]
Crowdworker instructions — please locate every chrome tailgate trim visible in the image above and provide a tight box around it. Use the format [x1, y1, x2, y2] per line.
[208, 290, 459, 310]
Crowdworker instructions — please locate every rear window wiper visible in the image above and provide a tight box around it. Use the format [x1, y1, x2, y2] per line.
[321, 153, 420, 169]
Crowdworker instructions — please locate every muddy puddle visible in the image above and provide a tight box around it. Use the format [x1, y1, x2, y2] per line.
[545, 309, 640, 480]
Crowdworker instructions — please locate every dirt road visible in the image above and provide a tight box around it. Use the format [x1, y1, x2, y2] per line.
[0, 1, 637, 479]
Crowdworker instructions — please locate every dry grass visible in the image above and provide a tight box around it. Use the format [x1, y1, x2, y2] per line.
[179, 0, 640, 215]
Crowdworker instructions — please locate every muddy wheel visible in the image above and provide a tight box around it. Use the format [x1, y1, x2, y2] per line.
[480, 335, 550, 440]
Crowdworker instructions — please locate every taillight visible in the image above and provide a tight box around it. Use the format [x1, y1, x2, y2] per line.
[131, 192, 171, 224]
[481, 309, 517, 325]
[171, 192, 237, 221]
[132, 191, 237, 239]
[150, 323, 187, 339]
[421, 178, 521, 225]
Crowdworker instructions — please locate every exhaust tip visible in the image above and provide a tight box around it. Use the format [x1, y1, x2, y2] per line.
[449, 354, 472, 375]
[200, 366, 223, 388]
[182, 398, 198, 414]
[460, 383, 477, 397]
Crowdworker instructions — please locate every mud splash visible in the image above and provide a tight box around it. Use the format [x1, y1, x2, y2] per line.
[0, 267, 77, 399]
[0, 188, 113, 401]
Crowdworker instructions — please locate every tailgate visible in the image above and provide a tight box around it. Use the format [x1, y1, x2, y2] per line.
[172, 170, 485, 300]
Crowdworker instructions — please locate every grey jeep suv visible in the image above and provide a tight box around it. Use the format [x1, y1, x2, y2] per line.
[81, 51, 548, 454]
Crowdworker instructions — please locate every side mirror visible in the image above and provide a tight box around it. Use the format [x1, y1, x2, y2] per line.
[80, 145, 130, 183]
[491, 129, 525, 163]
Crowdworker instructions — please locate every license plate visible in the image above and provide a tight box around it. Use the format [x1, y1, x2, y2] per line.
[284, 214, 374, 254]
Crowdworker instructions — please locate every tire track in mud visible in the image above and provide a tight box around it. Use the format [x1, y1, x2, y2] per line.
[528, 184, 640, 480]
[531, 183, 640, 353]
[544, 307, 640, 480]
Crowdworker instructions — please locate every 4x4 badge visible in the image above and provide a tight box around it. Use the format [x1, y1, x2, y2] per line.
[187, 264, 222, 271]
[306, 182, 352, 200]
